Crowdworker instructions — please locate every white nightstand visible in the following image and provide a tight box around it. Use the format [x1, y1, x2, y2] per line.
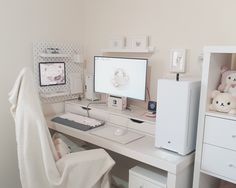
[129, 166, 167, 188]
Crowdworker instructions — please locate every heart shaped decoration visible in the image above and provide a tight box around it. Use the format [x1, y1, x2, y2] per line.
[136, 42, 141, 47]
[114, 41, 118, 47]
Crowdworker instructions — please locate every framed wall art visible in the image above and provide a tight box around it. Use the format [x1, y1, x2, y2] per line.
[170, 49, 186, 73]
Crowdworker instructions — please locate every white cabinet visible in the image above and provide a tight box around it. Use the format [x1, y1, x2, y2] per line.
[193, 46, 236, 188]
[129, 166, 167, 188]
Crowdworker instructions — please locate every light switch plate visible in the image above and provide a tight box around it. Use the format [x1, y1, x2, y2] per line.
[170, 49, 186, 73]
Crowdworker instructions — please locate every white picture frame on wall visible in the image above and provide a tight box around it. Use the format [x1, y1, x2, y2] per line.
[126, 36, 149, 49]
[170, 49, 186, 73]
[109, 36, 125, 49]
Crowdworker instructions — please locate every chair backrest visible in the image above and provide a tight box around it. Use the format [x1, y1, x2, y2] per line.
[9, 68, 61, 187]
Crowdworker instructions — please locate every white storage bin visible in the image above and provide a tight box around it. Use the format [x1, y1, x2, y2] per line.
[129, 166, 167, 188]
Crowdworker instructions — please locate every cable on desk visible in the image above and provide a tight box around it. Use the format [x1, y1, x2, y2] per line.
[86, 101, 107, 117]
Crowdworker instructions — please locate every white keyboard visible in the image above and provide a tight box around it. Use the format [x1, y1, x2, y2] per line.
[60, 113, 103, 127]
[51, 113, 105, 131]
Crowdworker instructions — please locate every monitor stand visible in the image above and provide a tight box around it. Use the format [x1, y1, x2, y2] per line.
[107, 95, 127, 110]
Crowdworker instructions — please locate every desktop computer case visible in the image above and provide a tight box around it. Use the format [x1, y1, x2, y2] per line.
[155, 79, 200, 155]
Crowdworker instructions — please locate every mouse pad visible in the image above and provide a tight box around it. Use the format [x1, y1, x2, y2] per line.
[90, 126, 144, 144]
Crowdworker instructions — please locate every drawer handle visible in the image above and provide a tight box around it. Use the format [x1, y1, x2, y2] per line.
[139, 186, 144, 188]
[228, 164, 236, 168]
[81, 106, 91, 111]
[130, 118, 144, 124]
[232, 135, 236, 138]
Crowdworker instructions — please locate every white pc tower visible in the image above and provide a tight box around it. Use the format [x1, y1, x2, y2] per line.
[155, 79, 200, 155]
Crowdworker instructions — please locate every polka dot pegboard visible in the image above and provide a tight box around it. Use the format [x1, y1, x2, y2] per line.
[33, 42, 84, 103]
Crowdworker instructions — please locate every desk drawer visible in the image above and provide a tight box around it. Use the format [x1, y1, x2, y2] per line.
[201, 144, 236, 181]
[129, 166, 166, 188]
[128, 118, 155, 135]
[129, 174, 163, 188]
[108, 114, 128, 127]
[204, 116, 236, 151]
[65, 103, 108, 121]
[65, 103, 87, 116]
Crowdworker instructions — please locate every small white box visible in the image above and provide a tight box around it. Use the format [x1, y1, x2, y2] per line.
[155, 79, 200, 155]
[107, 95, 127, 110]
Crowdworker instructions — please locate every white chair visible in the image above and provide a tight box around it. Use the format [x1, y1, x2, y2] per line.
[9, 68, 115, 188]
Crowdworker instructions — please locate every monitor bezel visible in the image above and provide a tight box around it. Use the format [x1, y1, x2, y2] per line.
[39, 62, 66, 87]
[94, 56, 148, 101]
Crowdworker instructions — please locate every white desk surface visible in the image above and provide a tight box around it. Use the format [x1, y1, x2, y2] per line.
[47, 116, 194, 175]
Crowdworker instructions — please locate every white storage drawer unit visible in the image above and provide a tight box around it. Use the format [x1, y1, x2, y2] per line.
[202, 115, 236, 183]
[201, 144, 236, 182]
[65, 103, 108, 121]
[129, 166, 167, 188]
[65, 101, 156, 135]
[204, 116, 236, 151]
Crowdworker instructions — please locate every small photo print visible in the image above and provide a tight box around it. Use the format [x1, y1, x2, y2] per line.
[39, 62, 66, 86]
[126, 36, 149, 49]
[109, 36, 125, 49]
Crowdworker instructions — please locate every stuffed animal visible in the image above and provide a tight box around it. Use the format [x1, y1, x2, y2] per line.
[209, 90, 236, 114]
[218, 67, 236, 95]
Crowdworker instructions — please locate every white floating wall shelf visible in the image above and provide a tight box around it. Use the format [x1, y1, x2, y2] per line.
[39, 53, 70, 58]
[101, 46, 155, 54]
[40, 91, 70, 98]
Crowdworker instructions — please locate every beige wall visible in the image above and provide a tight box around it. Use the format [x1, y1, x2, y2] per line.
[2, 0, 236, 187]
[0, 0, 84, 187]
[83, 0, 236, 102]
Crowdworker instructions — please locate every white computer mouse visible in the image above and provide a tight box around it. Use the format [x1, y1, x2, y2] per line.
[114, 128, 126, 136]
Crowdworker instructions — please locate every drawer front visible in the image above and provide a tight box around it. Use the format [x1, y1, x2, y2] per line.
[65, 103, 108, 121]
[129, 174, 163, 188]
[107, 114, 128, 127]
[201, 144, 236, 181]
[204, 116, 236, 151]
[129, 174, 145, 188]
[128, 118, 155, 135]
[88, 108, 108, 121]
[65, 103, 87, 116]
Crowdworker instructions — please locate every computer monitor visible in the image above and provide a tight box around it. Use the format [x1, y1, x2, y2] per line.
[94, 56, 147, 100]
[39, 62, 66, 87]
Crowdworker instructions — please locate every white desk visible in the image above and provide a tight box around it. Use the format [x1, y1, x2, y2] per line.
[47, 100, 194, 188]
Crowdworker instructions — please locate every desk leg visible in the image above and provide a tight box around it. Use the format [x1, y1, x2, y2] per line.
[167, 164, 194, 188]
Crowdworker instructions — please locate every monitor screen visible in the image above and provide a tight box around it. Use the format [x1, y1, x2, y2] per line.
[94, 56, 147, 100]
[39, 62, 66, 86]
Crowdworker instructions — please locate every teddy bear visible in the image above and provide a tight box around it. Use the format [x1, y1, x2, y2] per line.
[218, 66, 236, 96]
[209, 90, 236, 114]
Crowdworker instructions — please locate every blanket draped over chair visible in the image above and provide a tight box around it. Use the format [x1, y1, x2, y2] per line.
[9, 68, 115, 188]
